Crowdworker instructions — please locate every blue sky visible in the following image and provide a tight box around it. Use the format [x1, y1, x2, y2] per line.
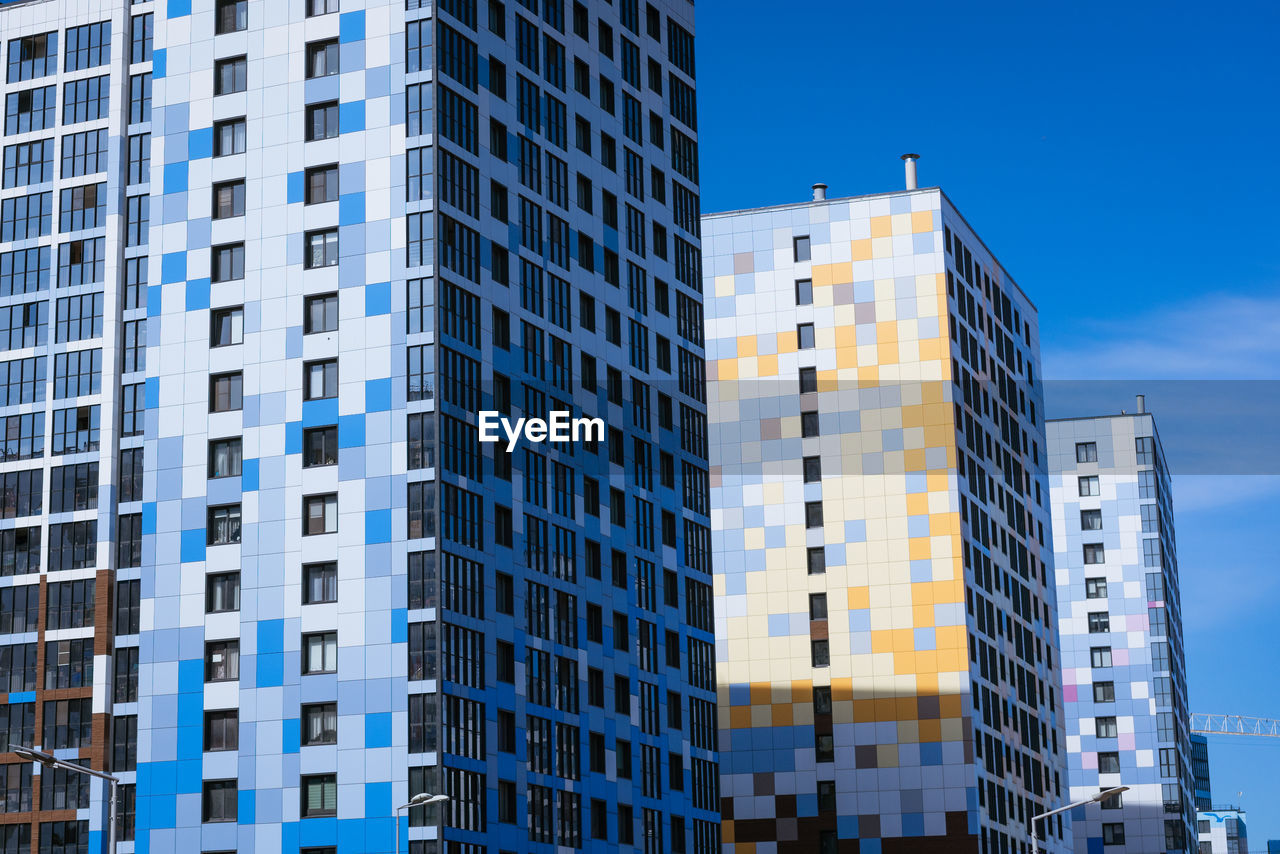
[697, 0, 1280, 841]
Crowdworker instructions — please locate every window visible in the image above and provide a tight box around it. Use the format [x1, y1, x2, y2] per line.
[1076, 441, 1097, 463]
[204, 710, 238, 751]
[1085, 577, 1107, 599]
[206, 572, 240, 614]
[302, 703, 337, 745]
[304, 359, 338, 399]
[303, 494, 338, 535]
[212, 180, 245, 219]
[797, 322, 815, 349]
[1091, 646, 1112, 668]
[809, 593, 827, 621]
[212, 243, 244, 282]
[1096, 716, 1118, 738]
[120, 384, 144, 437]
[306, 40, 340, 78]
[207, 504, 241, 545]
[1136, 436, 1155, 466]
[210, 306, 244, 347]
[805, 501, 823, 529]
[1078, 475, 1100, 496]
[1083, 543, 1105, 564]
[303, 632, 338, 674]
[303, 426, 338, 468]
[65, 22, 110, 72]
[58, 183, 104, 232]
[305, 229, 339, 268]
[301, 774, 337, 817]
[1101, 823, 1125, 845]
[205, 640, 240, 682]
[216, 0, 248, 33]
[799, 367, 817, 394]
[308, 0, 339, 15]
[304, 293, 338, 333]
[801, 410, 820, 438]
[811, 639, 829, 667]
[803, 456, 822, 483]
[215, 56, 247, 95]
[131, 12, 153, 63]
[7, 32, 57, 83]
[807, 546, 826, 575]
[795, 278, 814, 306]
[203, 780, 237, 822]
[214, 118, 247, 156]
[209, 372, 243, 412]
[126, 133, 149, 185]
[306, 101, 340, 140]
[4, 139, 54, 187]
[794, 235, 811, 261]
[209, 438, 242, 478]
[1094, 681, 1115, 702]
[1087, 612, 1111, 633]
[1081, 508, 1102, 530]
[304, 562, 338, 604]
[306, 164, 338, 204]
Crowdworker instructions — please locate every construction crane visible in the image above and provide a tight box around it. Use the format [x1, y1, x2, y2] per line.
[1191, 713, 1280, 738]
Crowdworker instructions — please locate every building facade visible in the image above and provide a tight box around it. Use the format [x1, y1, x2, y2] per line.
[1190, 733, 1211, 812]
[1, 1, 718, 853]
[702, 177, 1069, 852]
[1196, 807, 1246, 854]
[1048, 407, 1195, 853]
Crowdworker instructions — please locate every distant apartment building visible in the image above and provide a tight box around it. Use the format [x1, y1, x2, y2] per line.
[1197, 807, 1247, 854]
[1048, 403, 1195, 853]
[1191, 733, 1212, 811]
[703, 166, 1069, 852]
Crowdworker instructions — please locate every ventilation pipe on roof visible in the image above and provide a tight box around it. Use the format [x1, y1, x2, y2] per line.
[901, 153, 920, 190]
[1136, 394, 1146, 414]
[812, 182, 828, 201]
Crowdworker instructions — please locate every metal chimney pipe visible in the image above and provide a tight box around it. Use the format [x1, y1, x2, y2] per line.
[901, 153, 920, 190]
[812, 182, 828, 201]
[1136, 394, 1146, 414]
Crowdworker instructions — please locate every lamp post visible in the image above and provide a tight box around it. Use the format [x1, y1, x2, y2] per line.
[394, 791, 449, 854]
[1030, 786, 1128, 854]
[13, 747, 121, 854]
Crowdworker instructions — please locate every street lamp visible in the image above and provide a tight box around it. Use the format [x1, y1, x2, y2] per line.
[1030, 786, 1128, 854]
[394, 791, 449, 854]
[13, 747, 121, 854]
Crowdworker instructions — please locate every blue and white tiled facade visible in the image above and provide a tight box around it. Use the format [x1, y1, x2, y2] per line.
[1048, 410, 1195, 854]
[4, 0, 719, 853]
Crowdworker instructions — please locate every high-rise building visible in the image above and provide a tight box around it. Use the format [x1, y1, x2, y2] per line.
[1190, 733, 1212, 811]
[0, 1, 718, 854]
[1048, 404, 1195, 853]
[702, 169, 1069, 852]
[1196, 807, 1247, 854]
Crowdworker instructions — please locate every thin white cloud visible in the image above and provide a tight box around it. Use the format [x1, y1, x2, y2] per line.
[1043, 294, 1280, 380]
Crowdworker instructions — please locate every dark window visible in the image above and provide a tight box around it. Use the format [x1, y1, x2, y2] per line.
[301, 774, 337, 817]
[306, 40, 340, 78]
[215, 56, 248, 95]
[303, 562, 338, 605]
[305, 293, 338, 333]
[203, 780, 237, 822]
[302, 703, 337, 745]
[205, 709, 238, 751]
[205, 640, 240, 682]
[209, 371, 243, 411]
[208, 437, 243, 478]
[216, 0, 248, 33]
[306, 164, 339, 204]
[303, 426, 338, 467]
[206, 572, 240, 613]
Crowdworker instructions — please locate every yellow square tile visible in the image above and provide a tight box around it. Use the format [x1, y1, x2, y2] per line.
[737, 334, 757, 357]
[911, 210, 934, 233]
[870, 215, 893, 238]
